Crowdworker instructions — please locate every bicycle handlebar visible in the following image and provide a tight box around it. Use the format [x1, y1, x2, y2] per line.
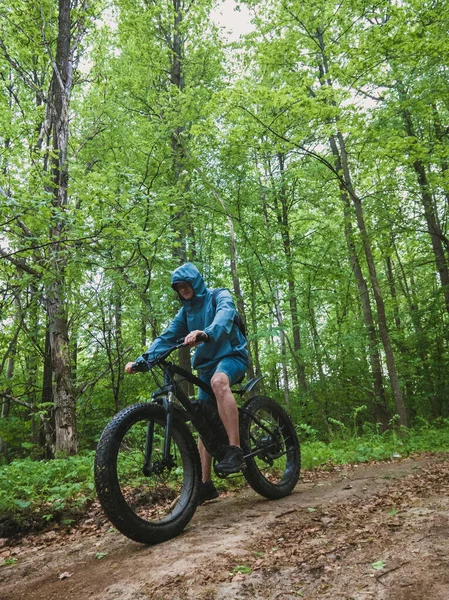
[176, 332, 209, 344]
[135, 332, 209, 372]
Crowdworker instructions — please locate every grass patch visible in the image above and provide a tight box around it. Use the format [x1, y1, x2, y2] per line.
[300, 424, 449, 470]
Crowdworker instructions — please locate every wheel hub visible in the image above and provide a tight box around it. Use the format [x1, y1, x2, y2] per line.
[258, 430, 283, 461]
[142, 456, 176, 476]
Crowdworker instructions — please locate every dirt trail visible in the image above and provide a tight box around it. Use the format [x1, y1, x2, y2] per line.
[1, 454, 449, 600]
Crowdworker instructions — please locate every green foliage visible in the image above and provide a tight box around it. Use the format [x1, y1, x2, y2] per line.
[0, 421, 448, 536]
[233, 565, 252, 574]
[0, 453, 96, 528]
[1, 0, 449, 463]
[301, 423, 449, 470]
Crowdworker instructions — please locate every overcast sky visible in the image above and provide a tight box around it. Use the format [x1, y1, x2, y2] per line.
[210, 0, 254, 41]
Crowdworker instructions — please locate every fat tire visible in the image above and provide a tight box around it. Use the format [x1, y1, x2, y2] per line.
[240, 396, 301, 499]
[94, 403, 201, 544]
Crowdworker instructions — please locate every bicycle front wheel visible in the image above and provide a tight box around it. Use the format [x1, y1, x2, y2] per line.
[240, 396, 301, 499]
[94, 403, 201, 544]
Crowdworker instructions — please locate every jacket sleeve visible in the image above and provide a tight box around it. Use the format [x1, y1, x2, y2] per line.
[133, 308, 189, 370]
[203, 290, 236, 342]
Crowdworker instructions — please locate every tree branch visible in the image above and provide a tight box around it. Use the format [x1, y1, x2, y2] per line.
[76, 347, 133, 396]
[0, 246, 41, 277]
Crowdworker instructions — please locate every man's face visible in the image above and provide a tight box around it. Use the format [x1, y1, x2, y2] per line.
[174, 281, 194, 300]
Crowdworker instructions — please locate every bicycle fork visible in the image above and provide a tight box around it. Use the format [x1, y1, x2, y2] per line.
[142, 391, 176, 476]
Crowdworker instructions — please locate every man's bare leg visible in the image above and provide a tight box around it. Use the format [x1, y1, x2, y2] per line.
[198, 438, 212, 483]
[211, 372, 240, 447]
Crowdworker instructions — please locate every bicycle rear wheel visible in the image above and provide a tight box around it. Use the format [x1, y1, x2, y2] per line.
[95, 403, 201, 544]
[240, 396, 301, 499]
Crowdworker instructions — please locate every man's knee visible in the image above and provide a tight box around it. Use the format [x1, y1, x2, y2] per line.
[211, 372, 231, 397]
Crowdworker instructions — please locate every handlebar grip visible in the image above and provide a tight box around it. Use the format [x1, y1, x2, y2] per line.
[176, 333, 209, 346]
[196, 332, 209, 342]
[132, 360, 152, 373]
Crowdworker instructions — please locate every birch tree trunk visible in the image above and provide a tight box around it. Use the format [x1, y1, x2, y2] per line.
[274, 287, 290, 405]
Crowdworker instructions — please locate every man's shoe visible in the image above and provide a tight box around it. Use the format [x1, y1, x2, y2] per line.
[197, 480, 219, 505]
[215, 445, 245, 475]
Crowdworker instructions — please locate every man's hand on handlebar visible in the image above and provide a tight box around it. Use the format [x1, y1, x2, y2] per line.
[125, 362, 137, 374]
[125, 333, 208, 374]
[184, 330, 209, 347]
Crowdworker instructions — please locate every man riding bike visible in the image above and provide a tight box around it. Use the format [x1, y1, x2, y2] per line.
[125, 262, 249, 504]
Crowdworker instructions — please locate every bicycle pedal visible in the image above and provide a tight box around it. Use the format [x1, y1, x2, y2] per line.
[214, 461, 246, 479]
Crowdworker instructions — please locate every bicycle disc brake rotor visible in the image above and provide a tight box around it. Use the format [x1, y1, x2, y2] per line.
[249, 408, 288, 481]
[257, 429, 284, 462]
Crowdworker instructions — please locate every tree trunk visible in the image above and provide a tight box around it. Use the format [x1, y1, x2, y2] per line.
[431, 104, 449, 250]
[113, 289, 124, 413]
[47, 0, 77, 455]
[314, 27, 405, 425]
[248, 275, 263, 383]
[393, 242, 439, 417]
[228, 214, 256, 379]
[274, 287, 290, 405]
[274, 153, 307, 391]
[385, 256, 401, 331]
[26, 286, 41, 446]
[328, 136, 391, 429]
[336, 132, 407, 426]
[0, 351, 15, 459]
[402, 109, 449, 314]
[0, 294, 21, 457]
[169, 0, 194, 395]
[40, 327, 55, 458]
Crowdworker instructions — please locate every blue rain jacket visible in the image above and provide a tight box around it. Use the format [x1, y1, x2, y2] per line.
[134, 263, 248, 371]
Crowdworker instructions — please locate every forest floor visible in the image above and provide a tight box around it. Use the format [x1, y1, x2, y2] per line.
[1, 453, 449, 600]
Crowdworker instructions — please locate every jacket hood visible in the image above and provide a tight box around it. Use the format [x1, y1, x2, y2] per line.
[171, 263, 207, 300]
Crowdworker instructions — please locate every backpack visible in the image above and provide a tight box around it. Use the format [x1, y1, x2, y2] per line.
[210, 288, 247, 338]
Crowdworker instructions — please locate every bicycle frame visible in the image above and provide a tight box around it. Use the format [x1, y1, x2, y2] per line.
[144, 356, 218, 472]
[143, 354, 275, 472]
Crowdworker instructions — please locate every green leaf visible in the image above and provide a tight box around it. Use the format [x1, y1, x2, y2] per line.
[96, 552, 109, 560]
[1, 558, 18, 567]
[371, 560, 386, 571]
[13, 499, 31, 509]
[233, 565, 251, 574]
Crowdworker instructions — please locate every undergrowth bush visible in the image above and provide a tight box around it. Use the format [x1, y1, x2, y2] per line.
[0, 421, 448, 538]
[0, 452, 96, 535]
[300, 421, 449, 469]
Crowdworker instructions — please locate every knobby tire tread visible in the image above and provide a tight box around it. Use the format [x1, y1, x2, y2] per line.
[94, 403, 201, 544]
